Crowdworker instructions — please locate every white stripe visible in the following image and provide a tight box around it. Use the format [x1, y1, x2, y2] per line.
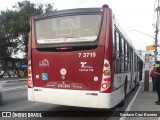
[119, 84, 142, 120]
[4, 86, 27, 91]
[22, 93, 27, 96]
[4, 79, 27, 82]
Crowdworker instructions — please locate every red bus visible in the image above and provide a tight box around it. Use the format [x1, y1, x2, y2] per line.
[28, 4, 143, 109]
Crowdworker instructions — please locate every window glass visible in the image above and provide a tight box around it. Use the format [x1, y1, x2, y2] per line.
[36, 14, 102, 44]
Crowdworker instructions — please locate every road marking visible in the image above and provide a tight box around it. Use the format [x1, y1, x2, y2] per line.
[119, 84, 142, 120]
[4, 86, 27, 91]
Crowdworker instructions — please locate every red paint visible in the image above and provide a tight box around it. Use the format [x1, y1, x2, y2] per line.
[32, 47, 104, 90]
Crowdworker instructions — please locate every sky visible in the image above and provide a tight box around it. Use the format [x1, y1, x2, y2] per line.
[0, 0, 157, 51]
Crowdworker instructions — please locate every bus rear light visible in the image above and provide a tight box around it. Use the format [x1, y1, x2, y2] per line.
[57, 47, 68, 50]
[28, 63, 31, 67]
[102, 83, 107, 89]
[104, 78, 111, 81]
[56, 47, 72, 50]
[28, 76, 31, 79]
[100, 59, 111, 93]
[100, 8, 104, 12]
[102, 82, 111, 89]
[28, 60, 33, 88]
[33, 16, 38, 20]
[104, 63, 109, 67]
[103, 70, 109, 76]
[28, 80, 33, 87]
[28, 69, 31, 74]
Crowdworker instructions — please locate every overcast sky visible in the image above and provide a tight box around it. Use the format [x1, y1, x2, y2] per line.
[0, 0, 157, 51]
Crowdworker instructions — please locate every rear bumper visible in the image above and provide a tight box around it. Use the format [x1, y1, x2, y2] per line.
[28, 87, 113, 108]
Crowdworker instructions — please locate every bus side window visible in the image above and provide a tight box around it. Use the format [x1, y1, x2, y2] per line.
[126, 43, 130, 71]
[120, 37, 125, 72]
[124, 41, 129, 71]
[114, 29, 121, 73]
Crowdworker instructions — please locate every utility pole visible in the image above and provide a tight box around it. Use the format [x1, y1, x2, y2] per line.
[154, 0, 160, 62]
[155, 22, 158, 62]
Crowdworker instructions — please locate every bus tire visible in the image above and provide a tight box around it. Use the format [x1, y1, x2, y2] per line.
[133, 75, 138, 91]
[119, 98, 125, 106]
[136, 81, 139, 86]
[124, 78, 128, 98]
[119, 78, 127, 106]
[132, 80, 136, 91]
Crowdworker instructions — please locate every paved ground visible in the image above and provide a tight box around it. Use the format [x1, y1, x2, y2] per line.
[0, 77, 27, 86]
[123, 80, 160, 120]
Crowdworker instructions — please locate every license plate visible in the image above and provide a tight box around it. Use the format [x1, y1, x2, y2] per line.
[57, 84, 71, 88]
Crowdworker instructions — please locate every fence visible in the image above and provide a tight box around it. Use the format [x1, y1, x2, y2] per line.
[0, 58, 27, 78]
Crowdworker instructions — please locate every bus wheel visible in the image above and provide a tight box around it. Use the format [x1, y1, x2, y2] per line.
[136, 81, 139, 86]
[119, 79, 127, 106]
[119, 97, 125, 106]
[133, 76, 138, 91]
[124, 78, 127, 98]
[132, 80, 136, 91]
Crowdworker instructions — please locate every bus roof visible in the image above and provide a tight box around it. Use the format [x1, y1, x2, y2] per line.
[35, 8, 104, 19]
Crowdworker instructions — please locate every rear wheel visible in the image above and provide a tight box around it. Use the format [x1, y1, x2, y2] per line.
[136, 80, 139, 86]
[119, 78, 127, 106]
[132, 80, 136, 91]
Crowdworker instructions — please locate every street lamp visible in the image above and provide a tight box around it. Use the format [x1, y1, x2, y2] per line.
[129, 30, 155, 91]
[154, 5, 160, 62]
[129, 30, 158, 62]
[129, 30, 155, 39]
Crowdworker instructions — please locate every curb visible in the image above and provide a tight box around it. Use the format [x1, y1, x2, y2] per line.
[0, 78, 27, 86]
[0, 77, 27, 81]
[4, 79, 27, 83]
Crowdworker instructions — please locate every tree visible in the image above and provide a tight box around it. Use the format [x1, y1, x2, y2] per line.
[0, 0, 55, 58]
[0, 10, 19, 58]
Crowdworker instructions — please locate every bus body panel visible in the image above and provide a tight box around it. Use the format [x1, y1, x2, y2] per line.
[98, 85, 125, 108]
[28, 88, 34, 101]
[28, 85, 125, 108]
[31, 47, 104, 91]
[29, 87, 99, 108]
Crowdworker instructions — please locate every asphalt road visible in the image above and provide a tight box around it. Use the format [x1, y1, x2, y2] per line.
[0, 81, 140, 120]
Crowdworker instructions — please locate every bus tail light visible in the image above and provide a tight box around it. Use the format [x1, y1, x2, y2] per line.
[56, 47, 72, 50]
[103, 70, 110, 76]
[33, 16, 38, 20]
[99, 8, 104, 12]
[102, 82, 111, 89]
[100, 59, 111, 93]
[28, 60, 33, 88]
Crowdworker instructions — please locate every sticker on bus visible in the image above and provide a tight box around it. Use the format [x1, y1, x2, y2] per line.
[79, 62, 94, 72]
[39, 59, 49, 67]
[41, 73, 48, 80]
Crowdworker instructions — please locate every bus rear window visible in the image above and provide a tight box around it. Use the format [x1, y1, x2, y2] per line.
[35, 14, 102, 44]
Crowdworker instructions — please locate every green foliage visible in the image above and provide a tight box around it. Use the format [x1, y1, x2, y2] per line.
[0, 0, 54, 58]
